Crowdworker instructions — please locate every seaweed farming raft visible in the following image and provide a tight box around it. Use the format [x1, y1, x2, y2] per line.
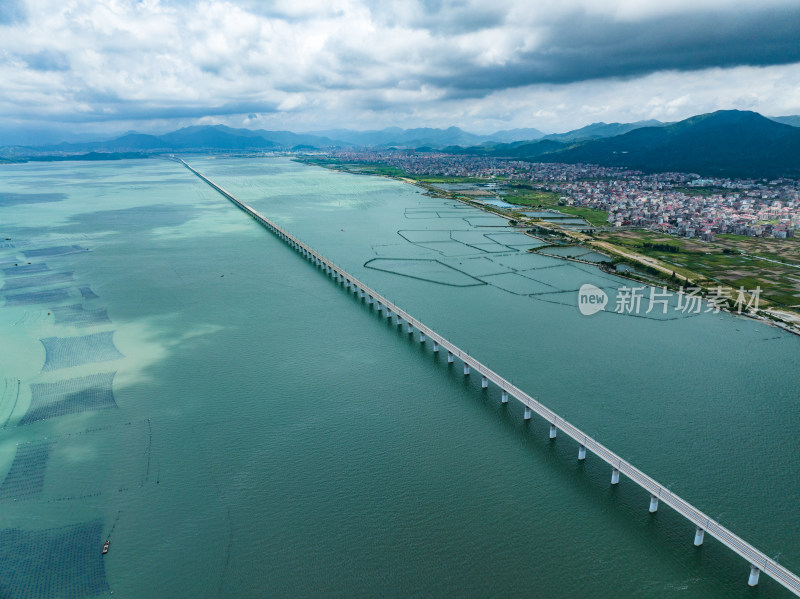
[179, 158, 800, 597]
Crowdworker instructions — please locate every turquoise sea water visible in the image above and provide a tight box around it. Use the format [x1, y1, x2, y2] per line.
[0, 156, 798, 598]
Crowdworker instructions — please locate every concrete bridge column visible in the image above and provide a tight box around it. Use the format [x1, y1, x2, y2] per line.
[377, 302, 383, 312]
[578, 445, 586, 460]
[433, 341, 439, 352]
[481, 375, 488, 388]
[523, 406, 532, 420]
[408, 323, 414, 334]
[420, 333, 426, 343]
[367, 296, 373, 304]
[397, 316, 403, 327]
[463, 363, 470, 375]
[649, 494, 659, 513]
[501, 390, 509, 403]
[447, 351, 454, 363]
[693, 527, 705, 546]
[611, 468, 620, 485]
[748, 565, 760, 586]
[549, 423, 557, 439]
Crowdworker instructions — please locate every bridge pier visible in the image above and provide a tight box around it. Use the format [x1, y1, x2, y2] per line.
[549, 423, 557, 439]
[408, 324, 414, 334]
[693, 527, 705, 546]
[748, 565, 760, 586]
[578, 445, 586, 460]
[501, 390, 509, 403]
[523, 406, 532, 420]
[649, 494, 659, 513]
[463, 363, 470, 375]
[611, 468, 620, 485]
[420, 333, 426, 343]
[447, 351, 454, 363]
[481, 375, 488, 388]
[433, 341, 439, 352]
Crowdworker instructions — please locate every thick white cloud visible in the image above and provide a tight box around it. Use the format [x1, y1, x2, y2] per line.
[1, 0, 799, 137]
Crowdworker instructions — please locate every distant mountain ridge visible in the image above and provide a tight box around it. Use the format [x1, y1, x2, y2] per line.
[0, 120, 674, 155]
[770, 115, 800, 127]
[541, 120, 666, 142]
[439, 110, 800, 178]
[2, 111, 800, 177]
[3, 124, 546, 154]
[303, 126, 547, 148]
[537, 110, 800, 178]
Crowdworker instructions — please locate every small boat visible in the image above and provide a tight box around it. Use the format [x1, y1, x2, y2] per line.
[102, 541, 110, 555]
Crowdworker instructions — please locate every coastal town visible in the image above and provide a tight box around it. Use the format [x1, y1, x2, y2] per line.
[322, 150, 800, 240]
[301, 149, 800, 332]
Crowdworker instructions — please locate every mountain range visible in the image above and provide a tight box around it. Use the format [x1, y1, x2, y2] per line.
[1, 124, 548, 155]
[540, 110, 800, 178]
[2, 111, 800, 178]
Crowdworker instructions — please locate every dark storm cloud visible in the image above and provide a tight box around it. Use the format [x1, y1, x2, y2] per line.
[4, 0, 800, 134]
[422, 6, 800, 93]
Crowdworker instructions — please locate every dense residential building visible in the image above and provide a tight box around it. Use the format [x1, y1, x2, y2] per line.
[326, 151, 800, 239]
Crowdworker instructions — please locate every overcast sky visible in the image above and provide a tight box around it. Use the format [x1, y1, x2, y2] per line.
[2, 0, 800, 140]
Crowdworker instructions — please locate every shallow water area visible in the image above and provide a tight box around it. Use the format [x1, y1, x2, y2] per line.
[0, 156, 798, 598]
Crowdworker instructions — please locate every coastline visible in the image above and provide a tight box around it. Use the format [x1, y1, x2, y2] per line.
[296, 157, 800, 336]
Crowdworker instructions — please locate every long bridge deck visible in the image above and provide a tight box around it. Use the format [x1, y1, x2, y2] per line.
[180, 158, 800, 596]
